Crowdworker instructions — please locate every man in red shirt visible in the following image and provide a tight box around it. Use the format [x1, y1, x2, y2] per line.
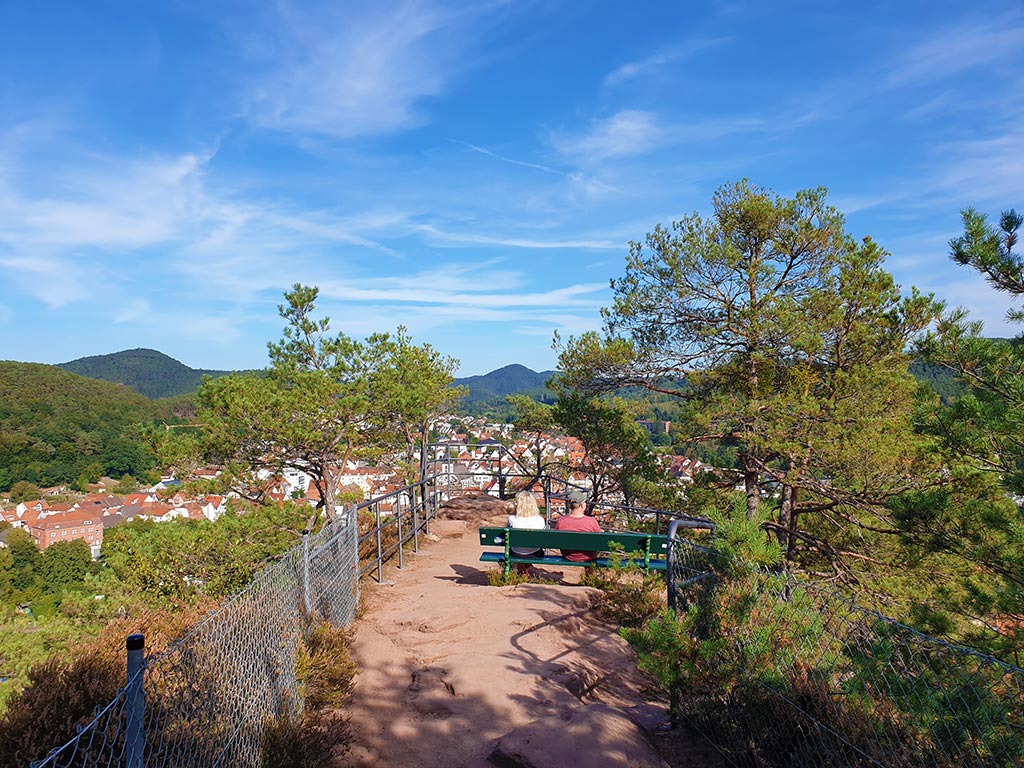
[554, 490, 602, 562]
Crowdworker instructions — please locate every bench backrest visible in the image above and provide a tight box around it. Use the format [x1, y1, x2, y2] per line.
[479, 526, 668, 556]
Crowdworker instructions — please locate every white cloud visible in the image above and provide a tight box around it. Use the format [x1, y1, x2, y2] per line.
[246, 1, 478, 139]
[888, 16, 1024, 87]
[603, 37, 731, 88]
[415, 223, 620, 250]
[552, 110, 664, 164]
[0, 152, 207, 250]
[931, 129, 1024, 204]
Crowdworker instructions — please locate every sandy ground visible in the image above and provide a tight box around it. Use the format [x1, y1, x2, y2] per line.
[339, 504, 726, 768]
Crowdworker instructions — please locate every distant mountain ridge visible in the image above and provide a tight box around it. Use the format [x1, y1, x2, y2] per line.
[454, 363, 555, 402]
[55, 349, 554, 406]
[58, 348, 234, 399]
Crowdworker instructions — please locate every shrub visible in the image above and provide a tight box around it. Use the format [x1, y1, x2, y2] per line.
[0, 602, 211, 765]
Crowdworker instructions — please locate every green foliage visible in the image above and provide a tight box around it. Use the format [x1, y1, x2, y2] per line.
[949, 207, 1024, 308]
[455, 364, 556, 418]
[0, 362, 173, 491]
[5, 530, 40, 592]
[0, 645, 122, 765]
[551, 392, 674, 507]
[555, 180, 941, 576]
[626, 550, 1023, 766]
[580, 549, 666, 628]
[296, 621, 356, 711]
[58, 348, 235, 399]
[0, 603, 213, 763]
[101, 502, 313, 600]
[260, 710, 349, 768]
[485, 568, 543, 586]
[201, 285, 461, 512]
[7, 482, 40, 503]
[908, 205, 1024, 660]
[909, 360, 965, 403]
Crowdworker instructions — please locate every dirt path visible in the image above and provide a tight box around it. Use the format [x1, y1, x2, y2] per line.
[338, 508, 726, 768]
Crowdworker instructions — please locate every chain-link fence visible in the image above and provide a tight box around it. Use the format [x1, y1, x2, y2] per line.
[29, 477, 436, 768]
[666, 534, 1024, 767]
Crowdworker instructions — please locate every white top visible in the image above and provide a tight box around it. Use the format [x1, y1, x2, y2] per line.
[507, 515, 546, 556]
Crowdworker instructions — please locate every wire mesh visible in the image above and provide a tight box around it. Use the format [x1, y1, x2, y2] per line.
[30, 506, 364, 768]
[667, 535, 1024, 768]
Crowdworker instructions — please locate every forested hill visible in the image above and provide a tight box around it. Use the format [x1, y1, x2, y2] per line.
[455, 363, 555, 400]
[59, 348, 234, 399]
[454, 364, 556, 417]
[0, 362, 175, 491]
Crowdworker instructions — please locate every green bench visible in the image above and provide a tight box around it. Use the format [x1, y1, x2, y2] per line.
[478, 526, 668, 577]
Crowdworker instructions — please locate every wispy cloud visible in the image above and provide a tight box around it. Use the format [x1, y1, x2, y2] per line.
[319, 267, 606, 308]
[552, 110, 665, 164]
[415, 223, 621, 249]
[604, 37, 730, 87]
[451, 140, 561, 174]
[887, 15, 1024, 86]
[245, 0, 490, 139]
[930, 129, 1024, 204]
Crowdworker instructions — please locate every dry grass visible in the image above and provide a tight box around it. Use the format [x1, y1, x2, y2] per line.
[261, 620, 356, 767]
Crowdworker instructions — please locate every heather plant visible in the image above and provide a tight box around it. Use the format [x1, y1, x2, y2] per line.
[580, 544, 666, 628]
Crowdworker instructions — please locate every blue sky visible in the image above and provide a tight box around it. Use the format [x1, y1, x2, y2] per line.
[1, 1, 1022, 375]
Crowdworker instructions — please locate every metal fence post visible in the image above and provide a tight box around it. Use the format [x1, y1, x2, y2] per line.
[125, 633, 145, 768]
[397, 496, 405, 569]
[302, 530, 311, 617]
[375, 502, 383, 582]
[350, 504, 361, 614]
[666, 519, 681, 613]
[409, 481, 417, 552]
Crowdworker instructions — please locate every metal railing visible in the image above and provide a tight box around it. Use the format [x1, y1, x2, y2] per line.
[423, 441, 681, 532]
[666, 532, 1024, 767]
[30, 474, 440, 768]
[355, 476, 442, 582]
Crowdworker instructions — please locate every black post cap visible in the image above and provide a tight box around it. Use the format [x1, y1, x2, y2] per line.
[126, 634, 145, 651]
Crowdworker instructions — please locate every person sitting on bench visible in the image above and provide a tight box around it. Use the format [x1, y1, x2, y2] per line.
[508, 490, 546, 574]
[554, 490, 602, 562]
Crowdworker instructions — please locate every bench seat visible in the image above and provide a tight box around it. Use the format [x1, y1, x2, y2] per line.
[479, 526, 668, 577]
[479, 551, 667, 571]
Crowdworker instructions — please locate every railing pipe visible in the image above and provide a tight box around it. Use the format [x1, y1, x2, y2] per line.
[666, 517, 717, 612]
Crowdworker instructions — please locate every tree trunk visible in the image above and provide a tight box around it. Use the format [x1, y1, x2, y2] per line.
[740, 453, 760, 521]
[322, 463, 339, 519]
[777, 482, 793, 552]
[786, 488, 799, 562]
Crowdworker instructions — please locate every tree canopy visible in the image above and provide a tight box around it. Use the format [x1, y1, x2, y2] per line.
[911, 206, 1024, 658]
[556, 180, 941, 572]
[199, 284, 462, 513]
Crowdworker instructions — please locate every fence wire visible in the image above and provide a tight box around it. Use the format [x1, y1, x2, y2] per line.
[668, 536, 1024, 768]
[31, 507, 363, 768]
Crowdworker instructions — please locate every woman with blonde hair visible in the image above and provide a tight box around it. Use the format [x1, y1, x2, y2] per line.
[507, 490, 546, 573]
